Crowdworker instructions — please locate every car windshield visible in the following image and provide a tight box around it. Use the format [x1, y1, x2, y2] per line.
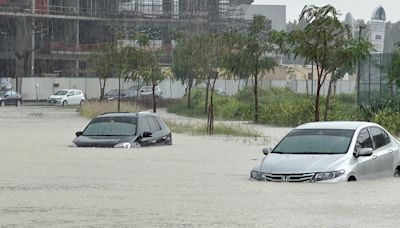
[55, 90, 68, 95]
[83, 116, 137, 136]
[273, 129, 355, 154]
[0, 91, 7, 96]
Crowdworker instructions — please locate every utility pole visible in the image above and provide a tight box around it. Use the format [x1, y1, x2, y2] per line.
[31, 0, 36, 77]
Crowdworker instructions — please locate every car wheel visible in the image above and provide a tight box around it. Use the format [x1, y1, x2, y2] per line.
[62, 100, 68, 106]
[16, 100, 21, 107]
[0, 101, 4, 107]
[394, 169, 400, 177]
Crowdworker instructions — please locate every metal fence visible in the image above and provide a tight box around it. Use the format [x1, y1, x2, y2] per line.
[359, 53, 397, 105]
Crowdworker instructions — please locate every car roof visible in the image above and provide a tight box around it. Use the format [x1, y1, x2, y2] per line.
[96, 112, 158, 118]
[58, 89, 81, 92]
[296, 121, 380, 130]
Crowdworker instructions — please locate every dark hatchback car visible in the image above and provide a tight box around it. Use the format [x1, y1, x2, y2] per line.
[0, 90, 22, 107]
[71, 112, 172, 148]
[103, 89, 136, 101]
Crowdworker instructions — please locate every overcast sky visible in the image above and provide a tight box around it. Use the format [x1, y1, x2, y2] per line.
[253, 0, 399, 22]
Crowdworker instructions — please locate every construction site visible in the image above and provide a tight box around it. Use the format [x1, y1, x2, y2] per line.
[0, 0, 254, 91]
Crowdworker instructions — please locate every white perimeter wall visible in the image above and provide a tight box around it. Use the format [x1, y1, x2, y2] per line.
[15, 77, 355, 100]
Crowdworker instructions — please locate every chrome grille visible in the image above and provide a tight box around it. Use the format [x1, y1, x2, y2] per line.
[263, 173, 315, 182]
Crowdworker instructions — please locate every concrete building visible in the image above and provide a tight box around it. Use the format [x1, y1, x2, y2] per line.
[244, 5, 286, 31]
[0, 0, 253, 92]
[368, 6, 386, 53]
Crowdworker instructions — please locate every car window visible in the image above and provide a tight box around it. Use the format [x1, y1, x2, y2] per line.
[141, 117, 151, 133]
[355, 128, 373, 152]
[272, 129, 354, 154]
[369, 127, 388, 149]
[11, 91, 16, 96]
[83, 116, 137, 136]
[5, 91, 11, 96]
[147, 117, 161, 133]
[381, 129, 391, 145]
[67, 92, 73, 96]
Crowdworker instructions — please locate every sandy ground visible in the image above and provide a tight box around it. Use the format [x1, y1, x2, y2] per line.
[1, 106, 400, 227]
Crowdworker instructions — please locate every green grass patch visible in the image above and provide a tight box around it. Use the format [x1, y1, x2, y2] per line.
[79, 101, 141, 118]
[164, 119, 262, 137]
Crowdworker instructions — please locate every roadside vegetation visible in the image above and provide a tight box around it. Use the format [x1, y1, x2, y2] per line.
[78, 100, 261, 137]
[164, 120, 261, 137]
[79, 101, 140, 119]
[168, 87, 400, 135]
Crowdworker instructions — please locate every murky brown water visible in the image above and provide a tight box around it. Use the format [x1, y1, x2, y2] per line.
[0, 106, 399, 227]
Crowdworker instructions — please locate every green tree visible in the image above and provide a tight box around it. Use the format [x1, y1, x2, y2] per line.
[222, 15, 277, 123]
[388, 42, 400, 90]
[274, 5, 372, 121]
[133, 34, 166, 113]
[172, 36, 199, 109]
[88, 46, 113, 100]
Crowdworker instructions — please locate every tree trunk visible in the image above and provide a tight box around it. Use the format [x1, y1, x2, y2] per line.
[152, 81, 157, 113]
[205, 76, 210, 113]
[323, 79, 334, 121]
[315, 74, 322, 121]
[253, 70, 259, 123]
[187, 78, 193, 109]
[207, 72, 218, 135]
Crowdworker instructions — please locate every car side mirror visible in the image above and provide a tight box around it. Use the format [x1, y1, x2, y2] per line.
[263, 147, 272, 156]
[143, 131, 152, 138]
[75, 131, 83, 137]
[354, 148, 373, 157]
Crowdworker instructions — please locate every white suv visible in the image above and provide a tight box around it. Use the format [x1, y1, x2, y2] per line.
[48, 89, 85, 106]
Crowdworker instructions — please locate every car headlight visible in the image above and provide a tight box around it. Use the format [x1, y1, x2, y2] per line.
[312, 170, 345, 182]
[114, 142, 131, 149]
[250, 170, 264, 181]
[69, 142, 77, 147]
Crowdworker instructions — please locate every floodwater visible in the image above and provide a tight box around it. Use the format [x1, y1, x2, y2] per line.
[0, 106, 400, 227]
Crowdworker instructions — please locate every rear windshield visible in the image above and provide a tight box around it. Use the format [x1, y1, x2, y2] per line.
[83, 116, 138, 136]
[273, 129, 355, 154]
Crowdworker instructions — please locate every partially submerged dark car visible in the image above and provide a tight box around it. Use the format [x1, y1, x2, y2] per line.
[71, 112, 172, 148]
[0, 90, 22, 107]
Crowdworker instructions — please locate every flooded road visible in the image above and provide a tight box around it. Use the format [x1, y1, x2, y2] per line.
[0, 106, 400, 227]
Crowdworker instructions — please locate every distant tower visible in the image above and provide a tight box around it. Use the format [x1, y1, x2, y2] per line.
[368, 6, 386, 53]
[344, 12, 355, 38]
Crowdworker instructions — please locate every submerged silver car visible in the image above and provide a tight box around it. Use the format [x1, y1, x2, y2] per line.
[250, 121, 400, 182]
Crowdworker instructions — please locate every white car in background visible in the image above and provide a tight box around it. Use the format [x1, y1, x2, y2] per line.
[48, 89, 85, 106]
[139, 86, 162, 97]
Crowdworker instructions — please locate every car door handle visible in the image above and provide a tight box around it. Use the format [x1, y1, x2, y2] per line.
[372, 155, 378, 160]
[162, 136, 167, 140]
[389, 149, 394, 152]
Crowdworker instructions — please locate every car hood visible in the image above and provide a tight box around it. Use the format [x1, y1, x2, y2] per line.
[259, 153, 348, 174]
[73, 135, 138, 148]
[49, 95, 66, 99]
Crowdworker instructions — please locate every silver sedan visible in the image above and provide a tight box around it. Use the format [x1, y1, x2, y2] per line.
[250, 121, 400, 182]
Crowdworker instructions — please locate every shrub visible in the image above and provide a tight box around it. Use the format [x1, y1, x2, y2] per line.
[79, 100, 141, 118]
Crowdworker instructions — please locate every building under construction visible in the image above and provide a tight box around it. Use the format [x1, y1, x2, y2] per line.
[0, 0, 253, 90]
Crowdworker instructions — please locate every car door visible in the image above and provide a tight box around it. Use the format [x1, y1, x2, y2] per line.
[355, 128, 378, 180]
[5, 91, 13, 104]
[146, 116, 165, 146]
[66, 91, 74, 104]
[138, 117, 157, 146]
[368, 127, 396, 177]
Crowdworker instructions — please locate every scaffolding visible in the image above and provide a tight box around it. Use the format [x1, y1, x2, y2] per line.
[0, 0, 253, 79]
